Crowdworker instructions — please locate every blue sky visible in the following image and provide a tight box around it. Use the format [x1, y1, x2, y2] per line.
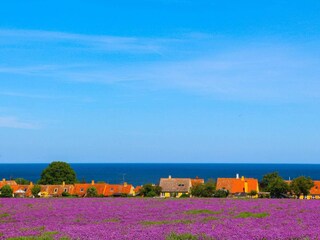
[0, 1, 320, 163]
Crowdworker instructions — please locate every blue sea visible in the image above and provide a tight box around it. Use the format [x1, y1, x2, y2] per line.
[1, 164, 320, 186]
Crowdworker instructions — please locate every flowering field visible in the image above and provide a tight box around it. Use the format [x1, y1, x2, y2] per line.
[0, 198, 319, 240]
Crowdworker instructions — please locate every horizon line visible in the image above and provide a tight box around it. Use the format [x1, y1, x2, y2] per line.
[0, 162, 320, 165]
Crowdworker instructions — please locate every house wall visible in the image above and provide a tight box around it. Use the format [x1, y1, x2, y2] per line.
[162, 192, 186, 198]
[299, 195, 320, 200]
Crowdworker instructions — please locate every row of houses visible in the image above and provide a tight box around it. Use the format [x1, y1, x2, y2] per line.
[159, 174, 320, 199]
[2, 174, 320, 199]
[159, 174, 259, 197]
[0, 179, 135, 198]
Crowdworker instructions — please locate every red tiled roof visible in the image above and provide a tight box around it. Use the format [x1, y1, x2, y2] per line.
[73, 183, 133, 196]
[191, 178, 204, 187]
[92, 183, 107, 195]
[310, 181, 320, 195]
[73, 184, 96, 196]
[1, 180, 135, 197]
[0, 180, 17, 188]
[104, 184, 133, 196]
[216, 177, 259, 194]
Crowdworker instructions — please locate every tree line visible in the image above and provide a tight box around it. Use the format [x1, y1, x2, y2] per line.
[260, 172, 314, 198]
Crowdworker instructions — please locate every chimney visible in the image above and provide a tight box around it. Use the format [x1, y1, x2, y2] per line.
[236, 174, 239, 179]
[2, 178, 5, 183]
[241, 176, 245, 181]
[62, 181, 65, 186]
[123, 182, 127, 187]
[168, 175, 171, 179]
[91, 180, 95, 185]
[29, 182, 33, 186]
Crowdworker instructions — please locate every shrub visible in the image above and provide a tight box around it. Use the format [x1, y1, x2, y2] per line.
[62, 192, 71, 197]
[179, 193, 190, 198]
[213, 189, 229, 198]
[140, 184, 161, 197]
[0, 185, 13, 198]
[145, 191, 157, 197]
[248, 190, 258, 198]
[86, 186, 98, 197]
[191, 181, 216, 198]
[31, 185, 41, 198]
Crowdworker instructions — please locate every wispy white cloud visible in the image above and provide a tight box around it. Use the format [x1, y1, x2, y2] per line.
[0, 65, 63, 75]
[6, 45, 316, 102]
[1, 28, 320, 102]
[0, 116, 40, 129]
[0, 91, 96, 104]
[0, 29, 175, 54]
[0, 91, 56, 99]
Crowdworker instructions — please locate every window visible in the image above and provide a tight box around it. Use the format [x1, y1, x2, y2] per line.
[54, 188, 58, 193]
[312, 195, 315, 199]
[64, 188, 68, 192]
[110, 188, 114, 192]
[80, 188, 84, 192]
[178, 184, 184, 187]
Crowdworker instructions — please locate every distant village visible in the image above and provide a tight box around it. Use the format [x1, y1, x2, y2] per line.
[1, 173, 320, 200]
[0, 161, 318, 200]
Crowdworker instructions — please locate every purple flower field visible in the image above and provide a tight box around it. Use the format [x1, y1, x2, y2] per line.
[0, 198, 319, 240]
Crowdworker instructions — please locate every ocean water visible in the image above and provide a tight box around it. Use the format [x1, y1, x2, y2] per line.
[0, 163, 320, 186]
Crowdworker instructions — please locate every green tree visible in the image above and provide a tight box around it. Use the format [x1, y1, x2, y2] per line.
[38, 161, 77, 185]
[191, 181, 216, 197]
[86, 186, 98, 197]
[15, 178, 30, 185]
[268, 177, 289, 198]
[31, 185, 41, 198]
[140, 184, 162, 197]
[260, 172, 280, 191]
[190, 184, 204, 197]
[0, 185, 13, 198]
[290, 176, 314, 198]
[260, 172, 289, 198]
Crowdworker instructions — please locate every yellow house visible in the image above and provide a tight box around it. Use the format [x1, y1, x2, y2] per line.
[159, 175, 192, 198]
[285, 180, 320, 200]
[299, 181, 320, 200]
